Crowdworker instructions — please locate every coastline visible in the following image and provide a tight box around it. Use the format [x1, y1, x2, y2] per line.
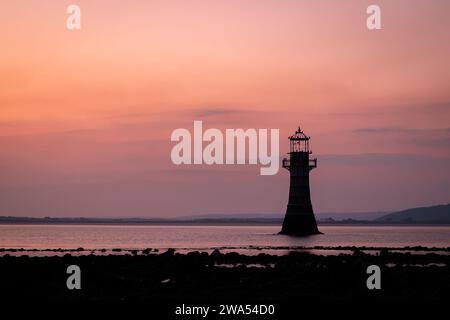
[1, 245, 450, 256]
[1, 219, 450, 226]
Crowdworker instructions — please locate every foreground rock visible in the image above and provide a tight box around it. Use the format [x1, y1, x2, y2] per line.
[0, 250, 448, 301]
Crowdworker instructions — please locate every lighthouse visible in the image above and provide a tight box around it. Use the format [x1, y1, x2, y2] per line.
[280, 127, 321, 236]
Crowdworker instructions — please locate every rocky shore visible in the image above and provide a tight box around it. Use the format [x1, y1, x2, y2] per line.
[0, 247, 449, 303]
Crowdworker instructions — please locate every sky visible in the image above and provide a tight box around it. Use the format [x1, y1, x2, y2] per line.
[0, 0, 449, 217]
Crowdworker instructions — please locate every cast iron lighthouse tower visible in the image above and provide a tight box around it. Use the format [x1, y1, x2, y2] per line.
[280, 127, 320, 236]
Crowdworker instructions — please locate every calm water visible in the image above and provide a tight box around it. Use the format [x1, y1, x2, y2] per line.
[0, 225, 449, 254]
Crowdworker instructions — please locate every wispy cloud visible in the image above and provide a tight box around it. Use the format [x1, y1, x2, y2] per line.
[351, 127, 450, 150]
[353, 127, 450, 134]
[189, 107, 247, 118]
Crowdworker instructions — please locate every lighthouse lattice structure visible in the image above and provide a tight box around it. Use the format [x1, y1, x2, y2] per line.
[280, 127, 321, 235]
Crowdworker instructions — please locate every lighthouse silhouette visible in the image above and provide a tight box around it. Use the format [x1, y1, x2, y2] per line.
[280, 127, 321, 236]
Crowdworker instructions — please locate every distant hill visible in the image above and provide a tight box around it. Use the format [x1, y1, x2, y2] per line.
[376, 204, 450, 223]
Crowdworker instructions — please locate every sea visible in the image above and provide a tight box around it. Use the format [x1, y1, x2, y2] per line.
[1, 224, 449, 256]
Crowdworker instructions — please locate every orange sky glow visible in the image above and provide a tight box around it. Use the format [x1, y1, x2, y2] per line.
[1, 0, 449, 216]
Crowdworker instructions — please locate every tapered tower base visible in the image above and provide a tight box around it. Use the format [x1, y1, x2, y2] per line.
[280, 213, 321, 236]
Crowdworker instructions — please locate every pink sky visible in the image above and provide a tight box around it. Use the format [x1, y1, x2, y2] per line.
[0, 0, 449, 217]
